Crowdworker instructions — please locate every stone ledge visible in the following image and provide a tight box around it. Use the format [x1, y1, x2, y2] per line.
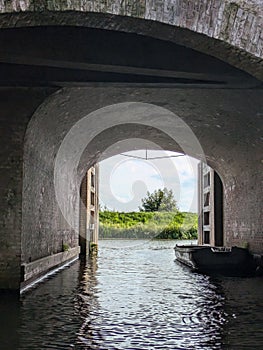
[21, 246, 80, 282]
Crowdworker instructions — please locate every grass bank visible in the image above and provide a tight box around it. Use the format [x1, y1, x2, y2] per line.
[99, 211, 198, 240]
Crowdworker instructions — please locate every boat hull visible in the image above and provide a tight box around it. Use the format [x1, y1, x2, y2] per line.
[174, 245, 257, 276]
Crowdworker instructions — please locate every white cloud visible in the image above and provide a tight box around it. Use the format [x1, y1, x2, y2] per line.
[99, 150, 198, 212]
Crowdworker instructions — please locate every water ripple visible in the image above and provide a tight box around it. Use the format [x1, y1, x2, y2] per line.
[5, 239, 261, 349]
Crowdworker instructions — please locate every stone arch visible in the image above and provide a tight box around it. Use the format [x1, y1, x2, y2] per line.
[0, 2, 262, 290]
[23, 97, 208, 262]
[22, 80, 263, 271]
[0, 5, 262, 80]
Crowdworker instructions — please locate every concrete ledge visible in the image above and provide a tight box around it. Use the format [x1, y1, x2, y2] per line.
[21, 246, 80, 282]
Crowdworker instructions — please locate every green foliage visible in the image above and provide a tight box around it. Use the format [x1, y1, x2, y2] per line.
[99, 210, 198, 240]
[62, 243, 69, 252]
[99, 211, 153, 228]
[90, 242, 98, 255]
[139, 188, 178, 212]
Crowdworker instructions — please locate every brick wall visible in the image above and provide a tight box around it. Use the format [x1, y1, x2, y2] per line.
[0, 2, 262, 288]
[0, 88, 53, 290]
[21, 86, 262, 257]
[224, 167, 263, 254]
[21, 91, 79, 264]
[0, 0, 262, 62]
[1, 86, 262, 290]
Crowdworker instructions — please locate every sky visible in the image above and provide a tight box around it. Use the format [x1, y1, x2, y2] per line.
[99, 150, 198, 213]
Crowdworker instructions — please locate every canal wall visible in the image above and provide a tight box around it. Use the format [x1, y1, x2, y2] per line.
[0, 88, 55, 290]
[20, 246, 80, 289]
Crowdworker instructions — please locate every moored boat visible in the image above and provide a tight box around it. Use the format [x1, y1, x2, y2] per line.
[174, 244, 257, 276]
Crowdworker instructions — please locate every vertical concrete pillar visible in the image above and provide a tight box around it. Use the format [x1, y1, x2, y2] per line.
[79, 173, 88, 255]
[0, 128, 22, 290]
[214, 172, 223, 246]
[79, 165, 99, 257]
[198, 162, 215, 245]
[86, 165, 99, 254]
[93, 164, 99, 247]
[0, 91, 27, 290]
[0, 88, 54, 291]
[198, 162, 223, 247]
[224, 167, 263, 254]
[197, 162, 203, 245]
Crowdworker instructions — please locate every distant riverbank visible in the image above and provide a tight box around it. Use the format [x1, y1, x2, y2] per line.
[99, 211, 198, 240]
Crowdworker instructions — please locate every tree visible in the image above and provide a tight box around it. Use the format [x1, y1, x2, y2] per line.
[139, 188, 178, 212]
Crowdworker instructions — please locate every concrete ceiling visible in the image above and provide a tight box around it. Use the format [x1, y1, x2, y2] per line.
[0, 26, 260, 89]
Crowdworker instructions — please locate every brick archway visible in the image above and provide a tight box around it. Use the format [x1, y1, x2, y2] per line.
[0, 3, 262, 290]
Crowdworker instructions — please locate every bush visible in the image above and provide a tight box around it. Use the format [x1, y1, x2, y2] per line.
[99, 210, 198, 240]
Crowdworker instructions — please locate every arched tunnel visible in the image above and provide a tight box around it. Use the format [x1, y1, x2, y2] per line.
[0, 5, 262, 291]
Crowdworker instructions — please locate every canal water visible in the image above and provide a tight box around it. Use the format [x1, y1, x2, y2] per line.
[1, 239, 263, 349]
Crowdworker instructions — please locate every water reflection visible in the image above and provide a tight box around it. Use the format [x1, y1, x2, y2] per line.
[19, 261, 82, 349]
[76, 256, 102, 349]
[0, 293, 20, 349]
[1, 240, 262, 349]
[76, 240, 226, 349]
[219, 276, 263, 349]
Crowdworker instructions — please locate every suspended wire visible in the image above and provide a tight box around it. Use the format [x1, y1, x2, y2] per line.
[120, 149, 185, 160]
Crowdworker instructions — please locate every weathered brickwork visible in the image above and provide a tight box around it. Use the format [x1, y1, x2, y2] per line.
[0, 0, 262, 61]
[22, 92, 79, 264]
[0, 0, 262, 290]
[1, 86, 262, 289]
[0, 88, 54, 290]
[23, 86, 263, 256]
[224, 168, 263, 253]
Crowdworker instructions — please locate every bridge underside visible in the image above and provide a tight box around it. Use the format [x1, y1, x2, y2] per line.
[0, 20, 262, 290]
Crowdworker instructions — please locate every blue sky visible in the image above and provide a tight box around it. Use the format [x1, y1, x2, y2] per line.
[99, 150, 198, 213]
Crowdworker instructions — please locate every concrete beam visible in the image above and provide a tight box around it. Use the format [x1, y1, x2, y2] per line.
[21, 246, 80, 283]
[0, 53, 243, 83]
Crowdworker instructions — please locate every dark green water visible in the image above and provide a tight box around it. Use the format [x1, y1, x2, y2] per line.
[0, 240, 262, 349]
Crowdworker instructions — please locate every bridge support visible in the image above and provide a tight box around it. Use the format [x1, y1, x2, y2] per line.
[79, 166, 99, 258]
[0, 10, 262, 289]
[0, 88, 54, 291]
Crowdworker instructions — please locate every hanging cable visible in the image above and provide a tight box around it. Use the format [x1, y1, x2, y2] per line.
[120, 149, 185, 160]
